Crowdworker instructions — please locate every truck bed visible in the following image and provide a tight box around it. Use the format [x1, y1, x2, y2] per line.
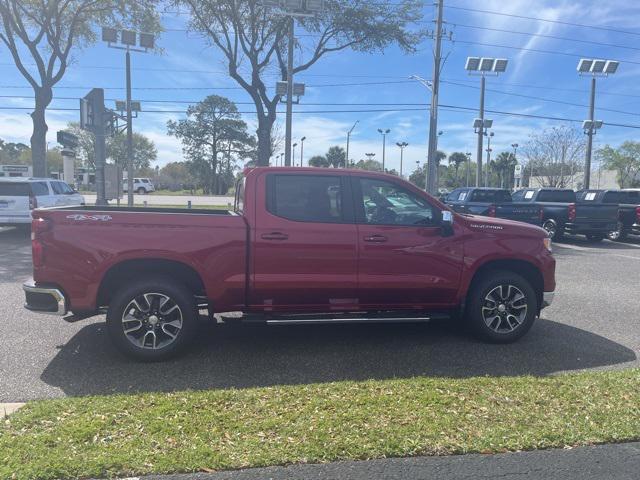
[31, 205, 248, 313]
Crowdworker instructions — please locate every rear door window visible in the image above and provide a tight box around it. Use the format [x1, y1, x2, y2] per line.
[537, 190, 576, 202]
[0, 182, 30, 196]
[30, 181, 50, 196]
[267, 174, 345, 223]
[51, 181, 74, 194]
[470, 190, 502, 202]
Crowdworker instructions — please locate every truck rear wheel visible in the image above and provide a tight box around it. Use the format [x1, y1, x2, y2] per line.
[106, 277, 198, 361]
[607, 222, 627, 242]
[542, 219, 562, 240]
[466, 271, 538, 343]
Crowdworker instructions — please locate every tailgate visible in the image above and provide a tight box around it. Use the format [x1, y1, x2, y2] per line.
[0, 182, 31, 218]
[496, 203, 540, 223]
[575, 204, 618, 223]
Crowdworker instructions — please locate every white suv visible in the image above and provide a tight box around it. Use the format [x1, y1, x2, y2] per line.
[123, 178, 155, 194]
[0, 178, 85, 227]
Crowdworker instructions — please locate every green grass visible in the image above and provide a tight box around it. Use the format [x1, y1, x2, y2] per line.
[1, 370, 639, 480]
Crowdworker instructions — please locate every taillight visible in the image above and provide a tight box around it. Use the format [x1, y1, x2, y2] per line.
[568, 203, 576, 222]
[31, 217, 51, 268]
[487, 204, 496, 217]
[29, 194, 37, 210]
[636, 206, 640, 223]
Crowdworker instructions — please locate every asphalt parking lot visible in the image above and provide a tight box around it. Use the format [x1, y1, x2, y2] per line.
[1, 226, 639, 402]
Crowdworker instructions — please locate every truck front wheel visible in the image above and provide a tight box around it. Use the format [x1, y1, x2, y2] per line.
[106, 277, 198, 361]
[466, 271, 538, 343]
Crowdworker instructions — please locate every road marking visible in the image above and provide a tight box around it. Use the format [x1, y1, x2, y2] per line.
[608, 253, 640, 261]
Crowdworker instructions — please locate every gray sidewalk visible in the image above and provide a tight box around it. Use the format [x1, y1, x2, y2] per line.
[142, 442, 640, 480]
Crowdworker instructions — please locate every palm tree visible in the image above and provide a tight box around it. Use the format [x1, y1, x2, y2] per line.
[448, 152, 467, 184]
[493, 152, 517, 188]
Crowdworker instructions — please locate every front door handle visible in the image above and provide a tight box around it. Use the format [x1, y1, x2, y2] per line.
[363, 234, 388, 243]
[261, 232, 289, 241]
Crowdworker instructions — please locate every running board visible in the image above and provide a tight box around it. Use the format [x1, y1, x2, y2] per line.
[224, 311, 450, 325]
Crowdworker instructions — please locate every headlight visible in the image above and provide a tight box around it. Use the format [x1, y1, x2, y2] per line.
[543, 237, 553, 253]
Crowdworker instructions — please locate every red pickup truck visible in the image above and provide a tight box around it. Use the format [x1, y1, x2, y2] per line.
[24, 167, 555, 361]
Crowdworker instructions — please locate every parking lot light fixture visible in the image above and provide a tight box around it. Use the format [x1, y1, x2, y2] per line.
[396, 141, 409, 177]
[466, 56, 508, 187]
[577, 58, 619, 189]
[378, 128, 390, 172]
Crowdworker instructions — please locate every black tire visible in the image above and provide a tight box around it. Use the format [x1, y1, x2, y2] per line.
[607, 222, 627, 242]
[106, 276, 198, 361]
[137, 187, 146, 195]
[465, 270, 538, 343]
[585, 234, 604, 243]
[542, 219, 562, 240]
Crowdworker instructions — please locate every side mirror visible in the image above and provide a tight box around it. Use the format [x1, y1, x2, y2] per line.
[441, 210, 454, 237]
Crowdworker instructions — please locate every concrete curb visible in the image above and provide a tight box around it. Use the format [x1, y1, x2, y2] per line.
[1, 402, 25, 417]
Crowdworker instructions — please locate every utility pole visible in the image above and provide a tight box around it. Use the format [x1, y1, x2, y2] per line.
[584, 76, 596, 189]
[125, 49, 133, 206]
[346, 120, 358, 168]
[465, 152, 471, 187]
[485, 131, 494, 187]
[285, 16, 295, 167]
[300, 137, 306, 167]
[426, 0, 444, 195]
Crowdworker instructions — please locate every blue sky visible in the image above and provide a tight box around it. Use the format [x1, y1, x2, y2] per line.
[1, 0, 640, 175]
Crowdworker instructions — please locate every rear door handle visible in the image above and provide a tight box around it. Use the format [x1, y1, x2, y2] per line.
[261, 232, 289, 241]
[363, 234, 388, 243]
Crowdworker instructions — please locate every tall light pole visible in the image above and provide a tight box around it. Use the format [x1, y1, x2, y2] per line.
[485, 131, 494, 187]
[396, 141, 408, 177]
[378, 128, 390, 171]
[465, 152, 472, 187]
[292, 142, 298, 166]
[511, 143, 519, 189]
[261, 1, 324, 167]
[102, 27, 154, 207]
[577, 58, 619, 189]
[300, 137, 306, 167]
[465, 57, 508, 188]
[346, 120, 358, 168]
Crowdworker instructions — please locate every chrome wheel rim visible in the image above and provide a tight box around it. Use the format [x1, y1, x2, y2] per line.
[482, 284, 528, 334]
[121, 292, 183, 350]
[543, 221, 556, 239]
[608, 222, 623, 241]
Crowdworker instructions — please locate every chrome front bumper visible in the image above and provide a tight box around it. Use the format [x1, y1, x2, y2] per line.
[542, 291, 555, 309]
[23, 280, 67, 316]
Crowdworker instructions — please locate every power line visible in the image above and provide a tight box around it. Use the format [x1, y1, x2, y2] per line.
[441, 80, 640, 118]
[452, 22, 640, 52]
[451, 39, 640, 66]
[446, 4, 640, 38]
[1, 103, 639, 129]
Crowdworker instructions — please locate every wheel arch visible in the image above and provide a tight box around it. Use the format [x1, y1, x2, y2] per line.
[464, 258, 544, 314]
[96, 258, 206, 308]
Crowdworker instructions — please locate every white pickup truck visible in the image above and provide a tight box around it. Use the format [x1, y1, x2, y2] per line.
[0, 177, 85, 227]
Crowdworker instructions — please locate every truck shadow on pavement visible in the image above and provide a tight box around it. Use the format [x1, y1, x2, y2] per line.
[40, 317, 636, 397]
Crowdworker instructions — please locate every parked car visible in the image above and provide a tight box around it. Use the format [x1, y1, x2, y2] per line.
[445, 187, 542, 226]
[123, 178, 155, 194]
[0, 177, 84, 228]
[24, 167, 555, 361]
[511, 188, 618, 242]
[599, 189, 640, 241]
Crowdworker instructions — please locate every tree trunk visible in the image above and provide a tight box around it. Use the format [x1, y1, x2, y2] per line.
[30, 87, 52, 177]
[256, 115, 273, 166]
